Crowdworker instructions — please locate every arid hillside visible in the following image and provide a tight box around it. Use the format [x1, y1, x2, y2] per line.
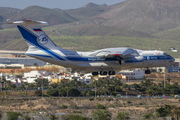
[0, 97, 179, 119]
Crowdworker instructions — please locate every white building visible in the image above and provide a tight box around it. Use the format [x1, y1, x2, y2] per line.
[24, 70, 52, 83]
[77, 73, 92, 84]
[116, 70, 145, 80]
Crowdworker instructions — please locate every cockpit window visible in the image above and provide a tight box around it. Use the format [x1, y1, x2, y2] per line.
[163, 52, 168, 55]
[163, 52, 172, 57]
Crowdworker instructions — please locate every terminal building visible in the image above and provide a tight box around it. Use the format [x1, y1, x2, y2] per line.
[0, 50, 46, 68]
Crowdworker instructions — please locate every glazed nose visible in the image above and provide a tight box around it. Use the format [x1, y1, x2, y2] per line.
[169, 57, 175, 63]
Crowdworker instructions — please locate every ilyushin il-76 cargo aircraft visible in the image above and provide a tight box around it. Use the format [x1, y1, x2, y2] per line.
[7, 20, 175, 75]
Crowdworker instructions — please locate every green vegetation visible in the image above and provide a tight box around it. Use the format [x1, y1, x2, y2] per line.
[126, 100, 131, 104]
[156, 105, 180, 119]
[116, 111, 129, 120]
[49, 114, 58, 120]
[95, 104, 106, 109]
[23, 115, 31, 120]
[1, 75, 180, 98]
[61, 105, 68, 109]
[153, 26, 180, 41]
[92, 110, 111, 120]
[142, 113, 154, 119]
[34, 90, 42, 96]
[89, 98, 94, 101]
[69, 114, 91, 120]
[7, 112, 21, 120]
[0, 112, 2, 119]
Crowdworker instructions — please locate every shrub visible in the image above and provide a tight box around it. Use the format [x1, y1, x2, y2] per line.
[69, 105, 79, 109]
[47, 89, 59, 96]
[24, 115, 31, 120]
[92, 110, 111, 120]
[61, 105, 68, 109]
[34, 90, 42, 96]
[0, 112, 2, 119]
[86, 91, 95, 96]
[116, 86, 122, 92]
[106, 98, 113, 101]
[156, 105, 172, 117]
[97, 98, 101, 101]
[7, 112, 21, 120]
[95, 104, 106, 109]
[69, 114, 91, 120]
[73, 111, 82, 113]
[116, 111, 129, 120]
[126, 100, 131, 104]
[89, 98, 94, 101]
[50, 114, 58, 120]
[111, 91, 117, 96]
[68, 88, 81, 96]
[142, 113, 153, 119]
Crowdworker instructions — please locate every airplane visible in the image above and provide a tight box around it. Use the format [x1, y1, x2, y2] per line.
[7, 20, 175, 75]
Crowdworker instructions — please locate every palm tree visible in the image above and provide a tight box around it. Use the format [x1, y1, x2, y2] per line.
[122, 84, 128, 90]
[111, 78, 122, 92]
[1, 76, 7, 96]
[167, 78, 171, 84]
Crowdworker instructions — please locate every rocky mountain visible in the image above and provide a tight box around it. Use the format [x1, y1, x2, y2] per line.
[0, 7, 20, 29]
[7, 6, 77, 26]
[98, 0, 180, 33]
[65, 3, 112, 20]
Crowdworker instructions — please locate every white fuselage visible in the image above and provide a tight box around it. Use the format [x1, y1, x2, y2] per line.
[26, 47, 175, 72]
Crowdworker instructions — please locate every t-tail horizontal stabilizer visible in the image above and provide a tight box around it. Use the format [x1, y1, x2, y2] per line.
[6, 20, 48, 26]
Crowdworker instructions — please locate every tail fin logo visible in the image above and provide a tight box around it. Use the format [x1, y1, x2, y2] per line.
[38, 34, 48, 45]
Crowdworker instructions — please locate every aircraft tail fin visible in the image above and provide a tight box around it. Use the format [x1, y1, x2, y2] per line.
[7, 20, 59, 50]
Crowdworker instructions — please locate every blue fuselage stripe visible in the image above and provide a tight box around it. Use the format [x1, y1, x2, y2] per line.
[26, 53, 173, 62]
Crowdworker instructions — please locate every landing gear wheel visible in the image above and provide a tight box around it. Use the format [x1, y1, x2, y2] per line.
[145, 69, 151, 74]
[109, 71, 115, 75]
[92, 72, 98, 76]
[100, 71, 107, 75]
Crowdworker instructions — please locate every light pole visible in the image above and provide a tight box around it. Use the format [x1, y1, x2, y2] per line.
[128, 75, 129, 87]
[164, 68, 166, 88]
[95, 81, 96, 98]
[42, 79, 43, 98]
[25, 85, 28, 97]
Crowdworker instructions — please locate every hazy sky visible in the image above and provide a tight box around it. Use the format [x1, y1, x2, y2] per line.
[0, 0, 125, 9]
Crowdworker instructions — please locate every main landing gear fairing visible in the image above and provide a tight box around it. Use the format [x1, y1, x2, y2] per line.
[92, 71, 115, 76]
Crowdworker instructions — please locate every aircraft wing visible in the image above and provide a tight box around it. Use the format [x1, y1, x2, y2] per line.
[95, 48, 135, 58]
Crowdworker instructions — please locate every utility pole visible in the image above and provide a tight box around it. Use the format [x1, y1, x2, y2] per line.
[164, 68, 166, 88]
[95, 81, 96, 98]
[25, 86, 28, 97]
[128, 75, 129, 87]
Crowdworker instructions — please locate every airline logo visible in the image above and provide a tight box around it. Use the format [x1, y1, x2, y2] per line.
[38, 34, 48, 45]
